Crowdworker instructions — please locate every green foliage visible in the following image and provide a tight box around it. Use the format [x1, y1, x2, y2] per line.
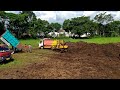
[59, 33, 66, 37]
[0, 21, 4, 30]
[94, 12, 114, 37]
[63, 16, 97, 37]
[0, 11, 6, 18]
[94, 12, 114, 24]
[63, 19, 71, 32]
[49, 22, 61, 32]
[1, 11, 120, 39]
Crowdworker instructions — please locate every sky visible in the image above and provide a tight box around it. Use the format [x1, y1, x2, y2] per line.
[5, 11, 120, 24]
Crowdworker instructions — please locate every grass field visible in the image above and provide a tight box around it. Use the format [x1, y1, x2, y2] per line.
[20, 39, 40, 47]
[80, 37, 120, 44]
[19, 37, 120, 47]
[56, 37, 120, 44]
[1, 37, 120, 68]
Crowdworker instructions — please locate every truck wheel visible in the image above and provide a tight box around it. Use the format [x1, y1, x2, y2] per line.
[10, 56, 13, 60]
[39, 47, 43, 49]
[2, 57, 6, 62]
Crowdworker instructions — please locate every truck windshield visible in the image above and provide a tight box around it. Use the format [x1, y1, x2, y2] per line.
[0, 46, 9, 51]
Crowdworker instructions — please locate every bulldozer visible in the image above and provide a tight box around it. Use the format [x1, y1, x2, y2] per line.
[39, 38, 68, 52]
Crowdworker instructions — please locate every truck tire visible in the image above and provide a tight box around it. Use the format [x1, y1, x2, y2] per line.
[10, 56, 13, 60]
[2, 57, 6, 62]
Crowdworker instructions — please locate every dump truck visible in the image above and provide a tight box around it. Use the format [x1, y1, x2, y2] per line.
[0, 29, 22, 52]
[0, 18, 28, 53]
[39, 38, 68, 52]
[0, 29, 31, 53]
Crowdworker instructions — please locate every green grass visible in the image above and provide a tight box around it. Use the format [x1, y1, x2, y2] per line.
[56, 37, 120, 44]
[19, 37, 120, 46]
[0, 58, 23, 69]
[80, 37, 120, 44]
[0, 49, 54, 69]
[0, 39, 40, 68]
[53, 37, 81, 42]
[20, 39, 40, 48]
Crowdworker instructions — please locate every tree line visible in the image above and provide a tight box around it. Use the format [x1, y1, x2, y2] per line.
[63, 12, 120, 38]
[0, 11, 61, 39]
[0, 11, 120, 39]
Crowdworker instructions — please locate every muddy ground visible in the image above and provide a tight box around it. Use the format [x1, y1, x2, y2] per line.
[1, 42, 120, 79]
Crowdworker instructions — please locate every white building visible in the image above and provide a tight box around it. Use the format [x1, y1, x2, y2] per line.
[80, 33, 90, 37]
[48, 28, 73, 38]
[48, 32, 59, 38]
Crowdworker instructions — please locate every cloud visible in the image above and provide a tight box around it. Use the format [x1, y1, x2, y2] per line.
[33, 11, 56, 21]
[113, 11, 120, 20]
[33, 11, 98, 24]
[83, 11, 99, 19]
[5, 11, 120, 24]
[33, 11, 84, 24]
[5, 11, 20, 14]
[56, 11, 84, 24]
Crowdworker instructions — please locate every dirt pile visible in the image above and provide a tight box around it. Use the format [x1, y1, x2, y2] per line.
[65, 42, 120, 58]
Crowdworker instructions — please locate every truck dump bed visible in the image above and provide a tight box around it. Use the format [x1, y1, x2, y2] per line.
[0, 29, 21, 51]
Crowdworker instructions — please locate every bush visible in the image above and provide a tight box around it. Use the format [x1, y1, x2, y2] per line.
[111, 32, 119, 37]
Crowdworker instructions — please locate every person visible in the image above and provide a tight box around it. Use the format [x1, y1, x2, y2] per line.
[23, 44, 32, 53]
[28, 44, 32, 53]
[24, 44, 27, 51]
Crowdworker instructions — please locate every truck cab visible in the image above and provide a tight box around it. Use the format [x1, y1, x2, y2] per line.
[39, 40, 44, 49]
[0, 45, 13, 62]
[39, 38, 51, 49]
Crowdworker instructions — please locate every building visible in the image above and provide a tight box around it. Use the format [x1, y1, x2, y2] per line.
[48, 28, 72, 38]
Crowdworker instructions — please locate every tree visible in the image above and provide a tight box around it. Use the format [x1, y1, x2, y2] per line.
[107, 21, 120, 37]
[94, 12, 114, 36]
[63, 19, 71, 32]
[0, 11, 6, 18]
[28, 18, 50, 38]
[69, 16, 93, 37]
[0, 17, 5, 35]
[49, 22, 61, 32]
[21, 11, 37, 22]
[0, 12, 10, 35]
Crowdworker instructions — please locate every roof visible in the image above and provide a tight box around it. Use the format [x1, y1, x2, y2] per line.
[58, 29, 65, 33]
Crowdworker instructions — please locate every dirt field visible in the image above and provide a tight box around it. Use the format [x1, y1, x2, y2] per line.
[1, 42, 120, 79]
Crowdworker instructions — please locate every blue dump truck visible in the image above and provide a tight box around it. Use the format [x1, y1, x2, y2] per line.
[0, 29, 22, 52]
[0, 16, 32, 53]
[0, 29, 22, 62]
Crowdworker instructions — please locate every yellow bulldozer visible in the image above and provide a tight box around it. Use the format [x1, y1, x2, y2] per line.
[39, 38, 68, 52]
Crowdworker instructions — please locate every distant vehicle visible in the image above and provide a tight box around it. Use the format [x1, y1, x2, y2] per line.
[0, 45, 13, 62]
[39, 38, 68, 52]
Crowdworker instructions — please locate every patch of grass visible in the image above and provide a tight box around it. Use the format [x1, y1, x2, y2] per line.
[53, 37, 81, 43]
[80, 37, 120, 44]
[0, 48, 55, 69]
[55, 37, 120, 44]
[20, 39, 40, 48]
[0, 59, 22, 69]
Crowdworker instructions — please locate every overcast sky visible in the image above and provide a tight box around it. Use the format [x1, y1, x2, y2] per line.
[5, 11, 120, 24]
